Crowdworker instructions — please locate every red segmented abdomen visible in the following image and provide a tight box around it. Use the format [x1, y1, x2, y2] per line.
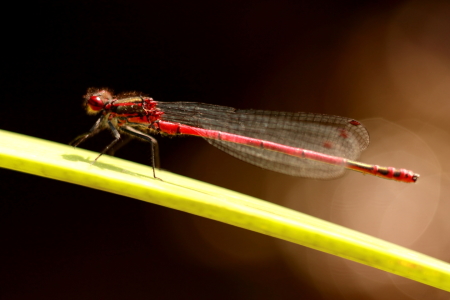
[156, 120, 418, 183]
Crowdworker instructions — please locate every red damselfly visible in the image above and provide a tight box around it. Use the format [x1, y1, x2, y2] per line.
[71, 88, 419, 183]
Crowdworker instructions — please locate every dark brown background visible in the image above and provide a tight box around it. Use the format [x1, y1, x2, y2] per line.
[2, 0, 450, 299]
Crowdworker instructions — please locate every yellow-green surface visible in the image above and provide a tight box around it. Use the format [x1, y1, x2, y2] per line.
[0, 129, 449, 291]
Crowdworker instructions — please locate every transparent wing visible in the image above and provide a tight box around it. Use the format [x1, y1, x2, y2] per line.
[158, 102, 369, 179]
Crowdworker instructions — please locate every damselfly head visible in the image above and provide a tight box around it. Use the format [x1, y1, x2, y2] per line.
[84, 88, 114, 114]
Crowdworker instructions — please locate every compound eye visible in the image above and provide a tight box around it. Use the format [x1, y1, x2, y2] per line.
[84, 88, 113, 114]
[87, 95, 104, 112]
